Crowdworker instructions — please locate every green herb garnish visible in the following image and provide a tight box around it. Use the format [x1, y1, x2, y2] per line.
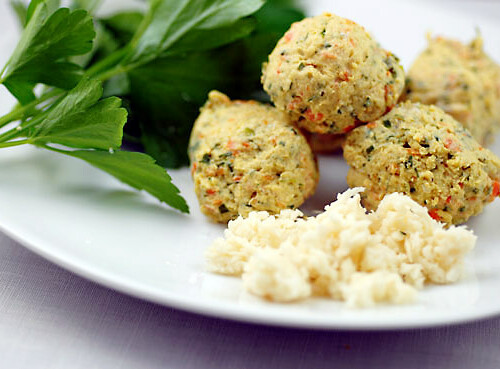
[219, 204, 229, 214]
[1, 0, 304, 213]
[201, 153, 212, 164]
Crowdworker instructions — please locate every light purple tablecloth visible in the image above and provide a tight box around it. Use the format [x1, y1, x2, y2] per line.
[1, 232, 500, 369]
[2, 1, 500, 368]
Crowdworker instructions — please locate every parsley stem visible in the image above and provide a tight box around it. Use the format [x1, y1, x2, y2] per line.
[0, 89, 61, 129]
[0, 65, 7, 82]
[40, 144, 65, 154]
[0, 106, 23, 129]
[84, 7, 155, 82]
[0, 139, 30, 148]
[95, 64, 132, 82]
[85, 47, 129, 78]
[127, 7, 156, 52]
[0, 89, 65, 143]
[0, 115, 45, 143]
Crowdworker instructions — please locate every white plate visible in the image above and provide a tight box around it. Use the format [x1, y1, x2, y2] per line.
[1, 0, 500, 330]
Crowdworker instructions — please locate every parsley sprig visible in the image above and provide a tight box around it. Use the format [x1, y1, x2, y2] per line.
[0, 0, 272, 213]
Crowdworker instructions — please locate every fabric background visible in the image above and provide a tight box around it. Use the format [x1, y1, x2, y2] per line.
[1, 232, 500, 369]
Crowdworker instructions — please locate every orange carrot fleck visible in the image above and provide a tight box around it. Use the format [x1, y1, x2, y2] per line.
[444, 137, 461, 151]
[304, 108, 324, 122]
[428, 209, 441, 221]
[384, 84, 392, 99]
[323, 52, 337, 59]
[339, 71, 350, 81]
[287, 96, 302, 110]
[227, 140, 237, 150]
[491, 180, 500, 201]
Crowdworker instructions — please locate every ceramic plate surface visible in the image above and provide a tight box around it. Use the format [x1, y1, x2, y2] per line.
[0, 0, 499, 329]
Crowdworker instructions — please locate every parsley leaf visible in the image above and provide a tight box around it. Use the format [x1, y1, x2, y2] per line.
[35, 77, 103, 132]
[72, 0, 101, 13]
[26, 0, 59, 24]
[127, 49, 238, 167]
[0, 0, 304, 214]
[126, 0, 265, 66]
[9, 0, 28, 27]
[164, 17, 257, 56]
[101, 11, 144, 46]
[32, 79, 127, 149]
[2, 80, 36, 105]
[60, 149, 189, 213]
[0, 2, 95, 99]
[120, 0, 304, 167]
[30, 77, 187, 212]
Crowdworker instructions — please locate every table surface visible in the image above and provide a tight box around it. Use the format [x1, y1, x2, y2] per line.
[2, 1, 500, 368]
[2, 232, 500, 369]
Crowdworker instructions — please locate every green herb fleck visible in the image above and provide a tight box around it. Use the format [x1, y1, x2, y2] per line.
[404, 155, 413, 169]
[201, 153, 211, 164]
[244, 127, 255, 136]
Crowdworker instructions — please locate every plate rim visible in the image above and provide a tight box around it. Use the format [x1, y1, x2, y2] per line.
[2, 0, 500, 331]
[2, 214, 500, 331]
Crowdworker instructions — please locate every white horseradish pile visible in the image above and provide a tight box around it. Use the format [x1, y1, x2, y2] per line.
[205, 188, 476, 307]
